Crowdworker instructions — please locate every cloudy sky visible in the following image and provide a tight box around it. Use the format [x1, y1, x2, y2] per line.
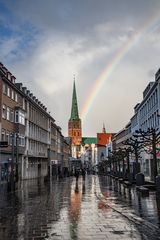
[1, 0, 160, 136]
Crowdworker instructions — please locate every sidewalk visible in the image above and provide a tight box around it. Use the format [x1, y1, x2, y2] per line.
[0, 175, 159, 239]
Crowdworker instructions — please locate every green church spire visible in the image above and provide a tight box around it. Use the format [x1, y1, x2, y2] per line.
[70, 80, 79, 120]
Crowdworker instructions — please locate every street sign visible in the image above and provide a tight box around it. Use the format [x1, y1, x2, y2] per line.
[0, 141, 8, 147]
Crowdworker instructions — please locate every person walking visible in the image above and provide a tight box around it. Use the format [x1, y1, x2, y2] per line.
[81, 168, 86, 181]
[75, 168, 80, 182]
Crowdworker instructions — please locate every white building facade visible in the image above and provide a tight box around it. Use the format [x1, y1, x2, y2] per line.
[130, 69, 160, 179]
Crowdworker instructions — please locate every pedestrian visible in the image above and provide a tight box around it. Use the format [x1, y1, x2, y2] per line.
[81, 168, 86, 181]
[75, 168, 80, 182]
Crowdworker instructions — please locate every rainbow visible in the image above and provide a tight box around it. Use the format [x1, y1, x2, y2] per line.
[80, 12, 160, 121]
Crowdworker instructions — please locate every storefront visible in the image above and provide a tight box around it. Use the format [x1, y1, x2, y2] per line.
[0, 154, 12, 182]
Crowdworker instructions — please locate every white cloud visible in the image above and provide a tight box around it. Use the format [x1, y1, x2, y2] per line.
[1, 1, 160, 136]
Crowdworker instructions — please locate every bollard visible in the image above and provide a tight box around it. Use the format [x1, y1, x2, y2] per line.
[136, 173, 145, 186]
[156, 175, 160, 194]
[128, 173, 134, 184]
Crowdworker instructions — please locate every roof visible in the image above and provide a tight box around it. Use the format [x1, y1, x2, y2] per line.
[70, 80, 80, 120]
[82, 137, 97, 145]
[97, 133, 111, 146]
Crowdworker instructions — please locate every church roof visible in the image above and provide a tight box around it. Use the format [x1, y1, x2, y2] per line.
[70, 80, 80, 120]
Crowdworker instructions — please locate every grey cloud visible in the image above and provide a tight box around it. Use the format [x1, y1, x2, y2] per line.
[4, 0, 160, 34]
[1, 0, 160, 136]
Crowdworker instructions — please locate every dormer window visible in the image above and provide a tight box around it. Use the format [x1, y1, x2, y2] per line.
[7, 72, 11, 81]
[11, 76, 16, 84]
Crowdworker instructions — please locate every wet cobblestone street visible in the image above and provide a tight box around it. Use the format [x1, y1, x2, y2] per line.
[0, 175, 160, 240]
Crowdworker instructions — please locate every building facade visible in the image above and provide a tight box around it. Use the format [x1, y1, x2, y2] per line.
[114, 68, 160, 180]
[0, 63, 25, 182]
[81, 137, 97, 171]
[97, 132, 112, 163]
[130, 69, 160, 179]
[0, 62, 69, 183]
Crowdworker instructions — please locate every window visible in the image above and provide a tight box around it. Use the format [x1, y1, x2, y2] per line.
[7, 86, 10, 97]
[15, 93, 18, 102]
[155, 89, 158, 104]
[15, 110, 25, 125]
[6, 131, 9, 144]
[3, 83, 7, 95]
[11, 90, 14, 100]
[2, 105, 6, 119]
[7, 73, 11, 81]
[20, 111, 25, 125]
[19, 136, 25, 147]
[1, 129, 5, 141]
[15, 111, 19, 123]
[10, 109, 14, 122]
[22, 98, 25, 110]
[6, 107, 10, 121]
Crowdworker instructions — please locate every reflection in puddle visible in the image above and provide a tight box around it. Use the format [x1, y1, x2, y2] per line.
[68, 180, 82, 239]
[99, 176, 160, 227]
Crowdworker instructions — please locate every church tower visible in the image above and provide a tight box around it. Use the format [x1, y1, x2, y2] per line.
[68, 80, 82, 158]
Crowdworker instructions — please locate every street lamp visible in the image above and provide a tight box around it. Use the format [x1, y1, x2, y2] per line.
[10, 133, 15, 192]
[15, 133, 19, 182]
[10, 133, 19, 191]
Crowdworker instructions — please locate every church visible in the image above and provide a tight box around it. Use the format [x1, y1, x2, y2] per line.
[68, 80, 97, 170]
[68, 80, 82, 159]
[68, 80, 115, 173]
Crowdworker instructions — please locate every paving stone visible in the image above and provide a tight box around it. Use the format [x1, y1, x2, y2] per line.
[0, 176, 160, 239]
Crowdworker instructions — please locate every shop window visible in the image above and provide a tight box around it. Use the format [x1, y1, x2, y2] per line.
[1, 129, 5, 141]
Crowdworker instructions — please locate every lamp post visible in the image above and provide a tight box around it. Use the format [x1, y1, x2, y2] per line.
[10, 133, 19, 191]
[15, 133, 19, 182]
[10, 133, 15, 192]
